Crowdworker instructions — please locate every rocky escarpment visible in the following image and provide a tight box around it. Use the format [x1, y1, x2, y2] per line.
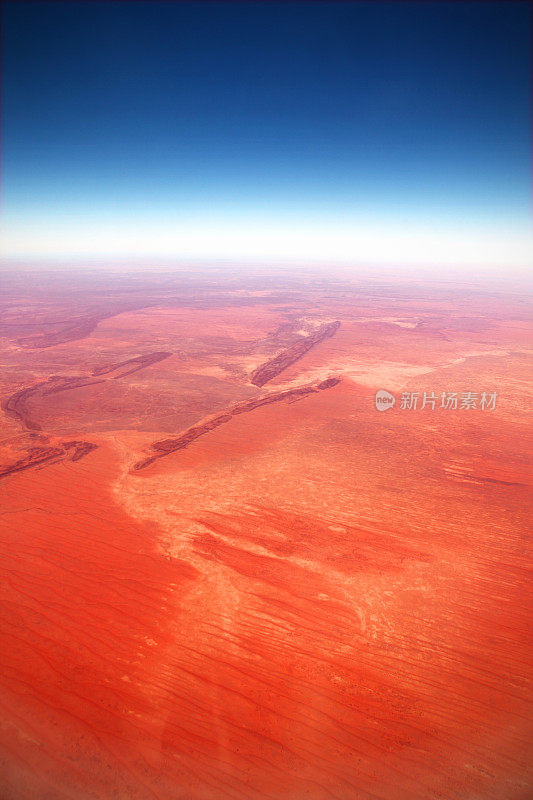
[0, 440, 98, 479]
[91, 351, 172, 378]
[13, 303, 150, 349]
[2, 381, 53, 431]
[1, 352, 173, 432]
[250, 321, 340, 386]
[133, 377, 341, 471]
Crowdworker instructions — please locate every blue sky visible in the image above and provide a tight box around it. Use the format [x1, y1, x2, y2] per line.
[1, 1, 531, 271]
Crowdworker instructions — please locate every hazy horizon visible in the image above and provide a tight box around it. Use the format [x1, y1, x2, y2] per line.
[1, 1, 531, 274]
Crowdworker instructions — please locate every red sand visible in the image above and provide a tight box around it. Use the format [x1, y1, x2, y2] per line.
[0, 273, 531, 799]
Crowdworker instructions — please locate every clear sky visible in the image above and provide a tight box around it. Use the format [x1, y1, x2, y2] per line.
[1, 1, 531, 273]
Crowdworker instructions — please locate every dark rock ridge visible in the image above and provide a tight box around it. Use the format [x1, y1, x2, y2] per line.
[14, 305, 149, 349]
[62, 441, 99, 462]
[250, 321, 341, 386]
[1, 352, 173, 431]
[91, 351, 172, 378]
[133, 377, 341, 471]
[2, 381, 51, 431]
[0, 440, 98, 479]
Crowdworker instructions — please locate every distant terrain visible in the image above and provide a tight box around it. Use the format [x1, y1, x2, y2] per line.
[0, 269, 531, 800]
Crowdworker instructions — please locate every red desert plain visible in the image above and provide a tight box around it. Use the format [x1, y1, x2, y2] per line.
[0, 269, 531, 800]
